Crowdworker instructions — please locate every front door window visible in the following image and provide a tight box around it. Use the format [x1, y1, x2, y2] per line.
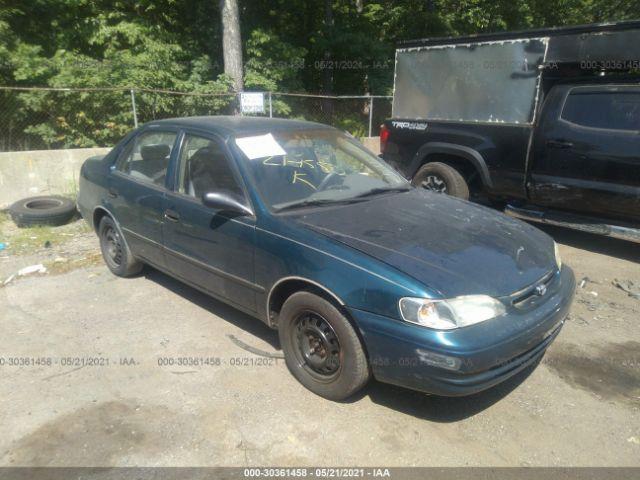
[177, 134, 245, 201]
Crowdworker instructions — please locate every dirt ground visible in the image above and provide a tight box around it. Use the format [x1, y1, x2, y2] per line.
[0, 214, 638, 467]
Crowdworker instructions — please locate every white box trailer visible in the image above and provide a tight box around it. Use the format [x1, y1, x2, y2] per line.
[392, 21, 640, 126]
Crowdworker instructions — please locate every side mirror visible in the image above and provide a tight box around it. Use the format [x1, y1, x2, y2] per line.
[202, 192, 253, 216]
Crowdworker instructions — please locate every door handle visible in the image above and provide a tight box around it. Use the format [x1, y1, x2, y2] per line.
[164, 209, 180, 222]
[546, 139, 574, 149]
[107, 187, 118, 198]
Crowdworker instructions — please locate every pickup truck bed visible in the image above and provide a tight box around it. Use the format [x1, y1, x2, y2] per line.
[382, 21, 640, 241]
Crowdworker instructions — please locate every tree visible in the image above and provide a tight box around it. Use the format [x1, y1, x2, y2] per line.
[220, 0, 244, 92]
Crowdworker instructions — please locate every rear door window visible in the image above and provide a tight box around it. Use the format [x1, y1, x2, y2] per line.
[561, 90, 640, 131]
[116, 131, 178, 185]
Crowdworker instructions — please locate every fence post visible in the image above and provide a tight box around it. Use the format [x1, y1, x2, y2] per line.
[268, 91, 273, 118]
[368, 95, 373, 138]
[130, 89, 138, 128]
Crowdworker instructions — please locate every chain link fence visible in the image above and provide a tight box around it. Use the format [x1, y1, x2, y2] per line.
[0, 87, 392, 152]
[271, 93, 392, 139]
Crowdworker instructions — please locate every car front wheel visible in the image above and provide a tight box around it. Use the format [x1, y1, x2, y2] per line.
[278, 291, 370, 400]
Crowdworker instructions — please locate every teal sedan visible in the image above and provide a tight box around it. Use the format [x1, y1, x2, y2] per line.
[78, 117, 575, 400]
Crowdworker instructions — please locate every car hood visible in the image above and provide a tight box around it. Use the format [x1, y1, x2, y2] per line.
[293, 189, 556, 298]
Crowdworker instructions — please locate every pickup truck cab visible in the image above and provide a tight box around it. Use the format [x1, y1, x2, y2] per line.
[382, 21, 640, 242]
[529, 84, 639, 223]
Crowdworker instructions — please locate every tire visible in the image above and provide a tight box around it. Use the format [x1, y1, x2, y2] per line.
[98, 216, 143, 277]
[412, 162, 470, 200]
[278, 291, 370, 400]
[9, 195, 77, 227]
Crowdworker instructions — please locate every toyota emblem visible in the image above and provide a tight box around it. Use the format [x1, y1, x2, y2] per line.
[534, 284, 547, 296]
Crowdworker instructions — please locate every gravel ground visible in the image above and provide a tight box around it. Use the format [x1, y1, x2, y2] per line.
[0, 217, 638, 467]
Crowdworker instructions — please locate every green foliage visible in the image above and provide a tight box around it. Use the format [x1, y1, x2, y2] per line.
[0, 0, 639, 148]
[1, 4, 235, 148]
[244, 29, 306, 90]
[335, 116, 367, 139]
[244, 28, 306, 115]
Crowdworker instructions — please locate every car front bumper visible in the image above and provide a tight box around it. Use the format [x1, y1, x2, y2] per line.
[349, 265, 575, 396]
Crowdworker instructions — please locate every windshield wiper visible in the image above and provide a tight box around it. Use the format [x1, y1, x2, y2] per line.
[275, 198, 363, 212]
[354, 186, 412, 198]
[274, 186, 411, 212]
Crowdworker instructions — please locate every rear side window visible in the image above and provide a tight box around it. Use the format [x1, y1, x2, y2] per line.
[116, 131, 177, 185]
[561, 90, 640, 131]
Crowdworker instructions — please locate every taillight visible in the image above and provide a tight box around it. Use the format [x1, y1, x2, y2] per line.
[380, 124, 390, 154]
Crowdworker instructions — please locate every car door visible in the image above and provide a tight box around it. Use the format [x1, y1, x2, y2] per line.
[530, 85, 640, 221]
[109, 128, 179, 267]
[162, 130, 258, 313]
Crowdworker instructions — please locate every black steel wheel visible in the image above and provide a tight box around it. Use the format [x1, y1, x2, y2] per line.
[279, 291, 370, 400]
[98, 216, 143, 277]
[292, 311, 342, 381]
[102, 223, 124, 269]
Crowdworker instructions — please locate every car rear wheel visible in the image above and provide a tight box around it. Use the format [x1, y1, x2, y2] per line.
[98, 216, 143, 277]
[278, 291, 370, 400]
[412, 162, 470, 200]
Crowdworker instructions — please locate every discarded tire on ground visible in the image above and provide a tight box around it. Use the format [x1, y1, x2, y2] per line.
[9, 195, 77, 228]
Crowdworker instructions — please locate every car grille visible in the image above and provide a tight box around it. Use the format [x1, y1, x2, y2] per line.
[510, 270, 558, 309]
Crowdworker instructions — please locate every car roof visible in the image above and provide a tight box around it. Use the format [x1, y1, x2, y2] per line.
[145, 116, 333, 137]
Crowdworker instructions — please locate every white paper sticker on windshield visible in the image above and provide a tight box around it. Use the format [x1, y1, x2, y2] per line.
[235, 133, 286, 160]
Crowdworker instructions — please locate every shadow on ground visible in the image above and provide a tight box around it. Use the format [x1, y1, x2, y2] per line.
[143, 266, 536, 422]
[544, 341, 640, 407]
[361, 362, 536, 423]
[143, 267, 280, 351]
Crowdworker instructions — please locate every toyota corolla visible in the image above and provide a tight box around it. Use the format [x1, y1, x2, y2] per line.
[78, 117, 575, 400]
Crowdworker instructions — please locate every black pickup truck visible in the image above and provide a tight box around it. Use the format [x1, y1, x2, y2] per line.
[381, 21, 640, 243]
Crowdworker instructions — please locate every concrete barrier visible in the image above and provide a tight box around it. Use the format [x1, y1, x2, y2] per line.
[0, 136, 381, 209]
[0, 147, 111, 209]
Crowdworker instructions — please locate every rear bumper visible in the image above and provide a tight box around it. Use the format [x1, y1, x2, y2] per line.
[350, 266, 575, 396]
[76, 175, 96, 231]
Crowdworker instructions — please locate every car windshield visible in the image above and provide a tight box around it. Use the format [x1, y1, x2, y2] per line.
[233, 128, 409, 211]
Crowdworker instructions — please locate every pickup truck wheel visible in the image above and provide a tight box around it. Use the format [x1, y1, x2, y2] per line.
[412, 162, 470, 200]
[278, 291, 370, 401]
[98, 216, 143, 277]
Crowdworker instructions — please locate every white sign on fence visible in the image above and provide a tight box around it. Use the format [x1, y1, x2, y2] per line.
[240, 92, 265, 114]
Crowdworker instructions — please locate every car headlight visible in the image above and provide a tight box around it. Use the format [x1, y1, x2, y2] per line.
[554, 242, 562, 270]
[399, 295, 506, 330]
